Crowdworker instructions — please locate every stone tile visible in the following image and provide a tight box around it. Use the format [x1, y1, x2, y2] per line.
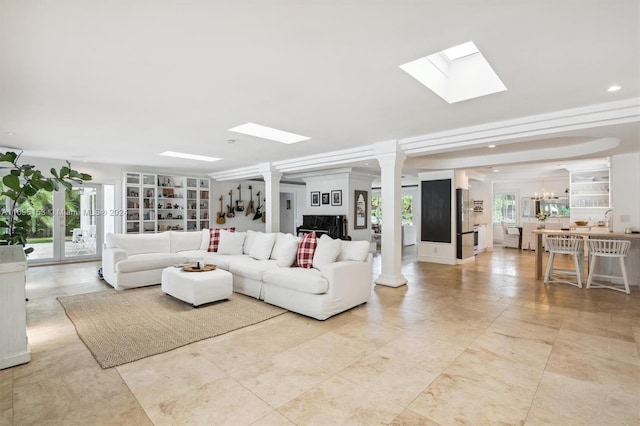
[377, 330, 466, 372]
[561, 316, 636, 342]
[289, 332, 369, 372]
[500, 304, 565, 329]
[116, 347, 226, 409]
[279, 375, 404, 425]
[470, 330, 553, 371]
[526, 371, 640, 425]
[389, 409, 442, 426]
[487, 316, 559, 346]
[545, 343, 640, 395]
[409, 373, 534, 425]
[246, 314, 329, 349]
[250, 410, 295, 426]
[555, 328, 640, 366]
[59, 390, 152, 426]
[196, 328, 288, 373]
[12, 366, 129, 425]
[338, 349, 441, 407]
[145, 376, 273, 425]
[230, 350, 334, 408]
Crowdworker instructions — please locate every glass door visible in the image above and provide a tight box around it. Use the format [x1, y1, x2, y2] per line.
[62, 184, 101, 261]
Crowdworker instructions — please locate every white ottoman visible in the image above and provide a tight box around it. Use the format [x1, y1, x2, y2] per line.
[161, 267, 233, 307]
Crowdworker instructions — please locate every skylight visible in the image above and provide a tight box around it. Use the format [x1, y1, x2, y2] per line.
[399, 41, 507, 103]
[160, 151, 221, 162]
[228, 123, 311, 144]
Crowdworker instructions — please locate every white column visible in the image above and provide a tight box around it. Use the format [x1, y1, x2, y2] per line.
[260, 164, 282, 233]
[374, 140, 408, 287]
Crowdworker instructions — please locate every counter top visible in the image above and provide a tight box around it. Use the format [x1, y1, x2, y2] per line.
[531, 229, 640, 239]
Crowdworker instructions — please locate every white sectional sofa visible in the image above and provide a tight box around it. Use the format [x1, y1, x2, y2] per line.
[102, 229, 372, 320]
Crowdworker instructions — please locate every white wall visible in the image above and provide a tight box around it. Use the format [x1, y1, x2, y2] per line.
[301, 170, 373, 241]
[210, 181, 306, 233]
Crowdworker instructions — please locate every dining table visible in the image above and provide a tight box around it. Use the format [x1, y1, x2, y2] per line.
[531, 228, 640, 280]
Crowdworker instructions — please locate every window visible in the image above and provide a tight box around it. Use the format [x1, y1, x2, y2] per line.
[369, 195, 414, 227]
[493, 192, 517, 223]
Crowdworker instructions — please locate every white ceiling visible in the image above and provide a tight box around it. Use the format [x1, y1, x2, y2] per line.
[1, 1, 638, 180]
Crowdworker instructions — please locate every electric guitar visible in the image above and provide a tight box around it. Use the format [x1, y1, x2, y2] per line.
[235, 184, 244, 212]
[253, 191, 263, 221]
[246, 185, 255, 215]
[226, 189, 235, 218]
[216, 196, 226, 224]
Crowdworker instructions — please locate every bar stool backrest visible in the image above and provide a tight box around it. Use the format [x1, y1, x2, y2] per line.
[545, 235, 584, 254]
[587, 239, 630, 257]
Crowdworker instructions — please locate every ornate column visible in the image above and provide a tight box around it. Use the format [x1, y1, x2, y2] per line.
[260, 163, 282, 233]
[374, 140, 408, 287]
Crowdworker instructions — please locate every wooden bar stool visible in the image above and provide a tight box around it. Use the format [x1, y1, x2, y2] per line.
[586, 239, 631, 294]
[544, 235, 585, 288]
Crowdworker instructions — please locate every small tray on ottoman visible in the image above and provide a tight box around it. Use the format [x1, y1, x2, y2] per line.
[182, 264, 216, 272]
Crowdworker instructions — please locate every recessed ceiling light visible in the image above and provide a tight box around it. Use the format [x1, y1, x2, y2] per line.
[160, 151, 221, 162]
[493, 169, 500, 173]
[229, 123, 310, 144]
[488, 144, 496, 148]
[399, 41, 507, 103]
[607, 85, 621, 92]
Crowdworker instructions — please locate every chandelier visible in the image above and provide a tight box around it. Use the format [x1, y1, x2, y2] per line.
[533, 179, 554, 200]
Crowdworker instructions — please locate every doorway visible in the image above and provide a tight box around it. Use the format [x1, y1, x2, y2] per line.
[280, 192, 295, 234]
[25, 183, 104, 263]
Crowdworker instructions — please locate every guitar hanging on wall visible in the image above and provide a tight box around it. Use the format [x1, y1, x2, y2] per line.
[216, 196, 226, 224]
[235, 184, 244, 212]
[245, 185, 255, 216]
[253, 191, 263, 221]
[226, 189, 235, 218]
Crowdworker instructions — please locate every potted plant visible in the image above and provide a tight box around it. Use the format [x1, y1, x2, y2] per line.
[0, 151, 92, 254]
[536, 211, 549, 229]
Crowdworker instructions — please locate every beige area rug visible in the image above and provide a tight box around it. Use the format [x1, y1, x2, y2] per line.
[57, 286, 287, 369]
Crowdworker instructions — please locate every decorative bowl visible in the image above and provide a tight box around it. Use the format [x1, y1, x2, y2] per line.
[574, 220, 589, 226]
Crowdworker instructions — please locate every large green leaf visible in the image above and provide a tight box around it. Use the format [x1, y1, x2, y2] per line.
[2, 174, 20, 191]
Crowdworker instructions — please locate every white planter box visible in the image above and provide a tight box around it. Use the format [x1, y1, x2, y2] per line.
[0, 246, 30, 369]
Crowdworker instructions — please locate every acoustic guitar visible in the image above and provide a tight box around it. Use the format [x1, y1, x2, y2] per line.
[245, 185, 255, 216]
[216, 196, 226, 224]
[226, 189, 235, 218]
[235, 184, 244, 212]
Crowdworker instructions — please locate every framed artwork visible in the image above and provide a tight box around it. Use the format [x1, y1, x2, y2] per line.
[354, 190, 368, 229]
[322, 193, 330, 205]
[311, 191, 320, 206]
[331, 190, 342, 206]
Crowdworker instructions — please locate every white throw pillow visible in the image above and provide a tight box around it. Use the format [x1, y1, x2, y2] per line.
[243, 230, 258, 255]
[312, 234, 342, 269]
[199, 229, 210, 251]
[171, 231, 205, 253]
[270, 233, 287, 260]
[217, 230, 246, 255]
[337, 240, 370, 262]
[272, 234, 299, 267]
[248, 232, 277, 260]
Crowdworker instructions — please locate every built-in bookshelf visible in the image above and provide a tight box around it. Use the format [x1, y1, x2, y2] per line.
[570, 169, 610, 209]
[124, 173, 210, 234]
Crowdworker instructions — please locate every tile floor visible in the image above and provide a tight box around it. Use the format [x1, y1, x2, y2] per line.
[2, 247, 639, 425]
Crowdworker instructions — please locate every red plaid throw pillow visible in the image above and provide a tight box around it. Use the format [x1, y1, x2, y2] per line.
[296, 231, 317, 269]
[207, 227, 236, 252]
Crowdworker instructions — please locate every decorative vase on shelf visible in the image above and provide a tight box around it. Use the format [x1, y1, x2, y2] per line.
[537, 220, 546, 229]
